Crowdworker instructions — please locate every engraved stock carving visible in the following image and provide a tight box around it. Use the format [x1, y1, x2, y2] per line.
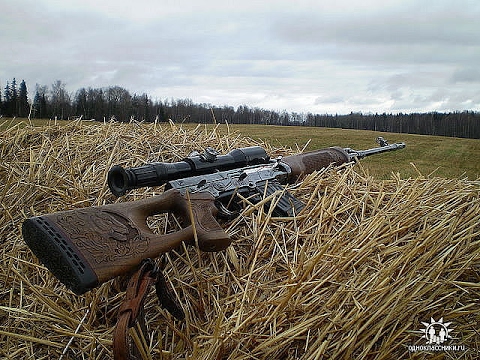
[56, 209, 150, 263]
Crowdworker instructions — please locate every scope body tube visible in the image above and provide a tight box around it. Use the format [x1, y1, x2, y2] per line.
[108, 146, 269, 196]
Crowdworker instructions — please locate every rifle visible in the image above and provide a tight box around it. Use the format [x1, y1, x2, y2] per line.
[22, 137, 405, 295]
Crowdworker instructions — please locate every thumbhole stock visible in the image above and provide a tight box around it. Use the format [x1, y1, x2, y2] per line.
[146, 213, 184, 235]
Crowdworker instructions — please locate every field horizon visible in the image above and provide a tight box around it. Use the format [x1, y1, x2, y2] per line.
[201, 123, 480, 180]
[2, 117, 479, 180]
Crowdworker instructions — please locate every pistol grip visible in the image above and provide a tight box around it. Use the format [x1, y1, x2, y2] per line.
[187, 192, 232, 252]
[127, 190, 231, 252]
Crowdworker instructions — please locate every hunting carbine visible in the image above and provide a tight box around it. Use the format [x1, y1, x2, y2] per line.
[22, 137, 405, 295]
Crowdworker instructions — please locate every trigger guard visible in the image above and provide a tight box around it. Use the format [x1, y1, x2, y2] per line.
[215, 200, 239, 220]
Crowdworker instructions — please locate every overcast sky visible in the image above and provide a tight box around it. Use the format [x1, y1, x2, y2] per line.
[1, 0, 479, 114]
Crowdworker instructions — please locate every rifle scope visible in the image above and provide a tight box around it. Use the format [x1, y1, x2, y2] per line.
[108, 146, 269, 196]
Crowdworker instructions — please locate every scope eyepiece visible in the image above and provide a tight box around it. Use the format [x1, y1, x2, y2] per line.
[107, 165, 132, 197]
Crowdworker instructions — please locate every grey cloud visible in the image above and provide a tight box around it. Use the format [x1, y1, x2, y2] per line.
[315, 95, 345, 105]
[273, 1, 479, 46]
[2, 0, 479, 115]
[450, 68, 480, 83]
[270, 1, 480, 72]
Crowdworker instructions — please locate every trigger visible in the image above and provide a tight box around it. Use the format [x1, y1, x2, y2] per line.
[215, 201, 238, 220]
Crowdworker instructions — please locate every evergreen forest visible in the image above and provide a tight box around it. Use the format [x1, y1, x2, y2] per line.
[2, 78, 479, 139]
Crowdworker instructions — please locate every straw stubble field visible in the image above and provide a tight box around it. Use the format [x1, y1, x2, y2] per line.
[1, 120, 479, 359]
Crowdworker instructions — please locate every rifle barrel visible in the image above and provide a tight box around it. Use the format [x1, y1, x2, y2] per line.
[345, 142, 406, 160]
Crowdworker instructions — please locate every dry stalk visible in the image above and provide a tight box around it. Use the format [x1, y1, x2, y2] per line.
[1, 120, 479, 359]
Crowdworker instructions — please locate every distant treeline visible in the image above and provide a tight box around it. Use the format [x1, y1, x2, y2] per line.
[2, 78, 479, 138]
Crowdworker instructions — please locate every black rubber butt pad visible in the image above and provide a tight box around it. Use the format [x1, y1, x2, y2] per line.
[22, 216, 98, 295]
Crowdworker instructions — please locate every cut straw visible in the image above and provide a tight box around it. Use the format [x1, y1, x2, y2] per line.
[1, 120, 479, 359]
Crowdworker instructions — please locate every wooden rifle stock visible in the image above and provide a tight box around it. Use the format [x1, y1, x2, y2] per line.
[281, 147, 351, 180]
[22, 189, 231, 295]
